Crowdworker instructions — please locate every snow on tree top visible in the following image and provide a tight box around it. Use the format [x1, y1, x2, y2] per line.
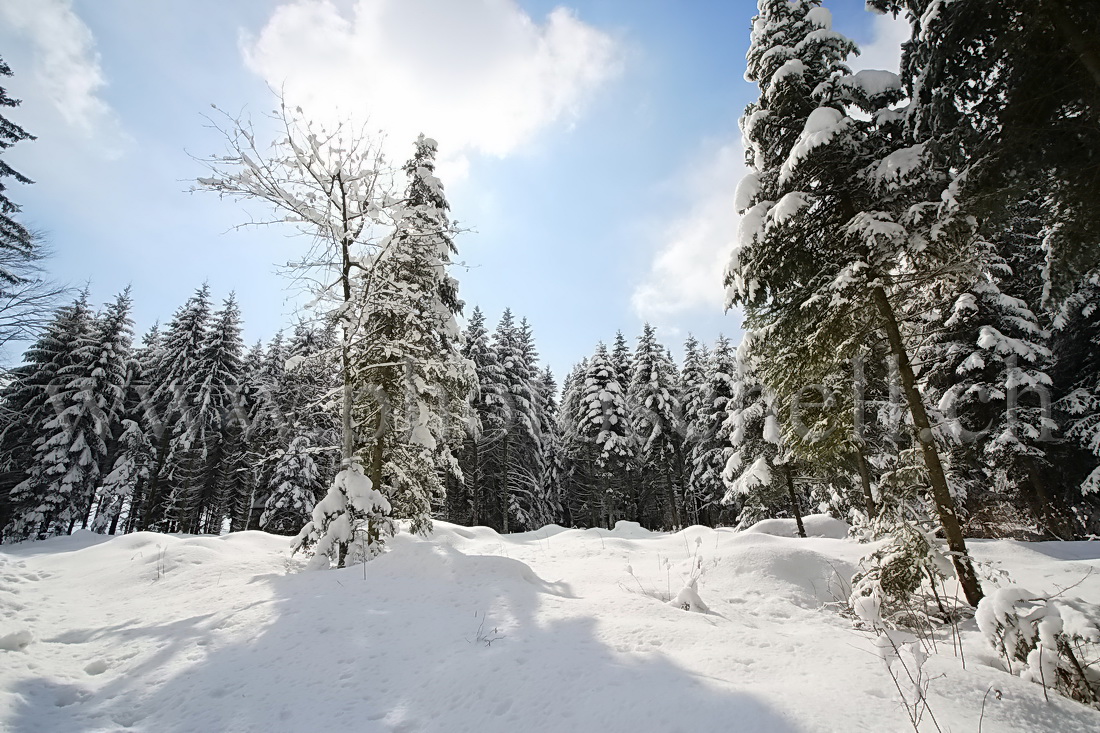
[838, 69, 902, 99]
[779, 106, 849, 186]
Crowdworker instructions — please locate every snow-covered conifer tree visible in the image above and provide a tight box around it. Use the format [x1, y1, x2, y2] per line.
[722, 335, 806, 536]
[628, 323, 684, 528]
[579, 343, 633, 527]
[490, 309, 543, 532]
[163, 292, 244, 533]
[455, 306, 506, 526]
[726, 0, 982, 601]
[611, 331, 633, 388]
[920, 249, 1056, 533]
[93, 418, 151, 535]
[536, 366, 565, 525]
[557, 360, 592, 526]
[261, 435, 323, 535]
[688, 336, 736, 525]
[144, 285, 212, 530]
[4, 292, 97, 539]
[1052, 277, 1100, 533]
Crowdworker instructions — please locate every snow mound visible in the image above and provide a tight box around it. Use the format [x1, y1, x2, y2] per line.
[377, 533, 566, 595]
[610, 520, 651, 538]
[742, 513, 849, 539]
[0, 629, 32, 651]
[718, 534, 855, 608]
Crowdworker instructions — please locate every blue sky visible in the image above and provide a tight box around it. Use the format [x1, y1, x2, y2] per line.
[0, 0, 906, 377]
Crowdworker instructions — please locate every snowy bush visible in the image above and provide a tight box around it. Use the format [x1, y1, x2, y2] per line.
[291, 463, 393, 570]
[671, 577, 710, 614]
[669, 538, 710, 613]
[849, 518, 955, 629]
[976, 588, 1100, 708]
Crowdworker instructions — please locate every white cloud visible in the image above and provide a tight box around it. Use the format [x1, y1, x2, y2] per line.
[241, 0, 623, 173]
[852, 12, 909, 74]
[0, 0, 120, 140]
[631, 142, 746, 323]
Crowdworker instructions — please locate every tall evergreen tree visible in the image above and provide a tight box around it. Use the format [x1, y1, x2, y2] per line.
[723, 335, 807, 536]
[628, 323, 684, 528]
[161, 292, 243, 533]
[868, 0, 1100, 304]
[261, 435, 323, 535]
[557, 359, 591, 527]
[490, 309, 543, 532]
[144, 285, 213, 530]
[579, 343, 633, 527]
[93, 418, 151, 535]
[4, 292, 96, 539]
[611, 330, 633, 387]
[688, 336, 736, 526]
[919, 250, 1056, 534]
[726, 0, 982, 602]
[537, 366, 565, 526]
[71, 289, 136, 528]
[1052, 276, 1100, 533]
[299, 135, 473, 565]
[455, 306, 507, 526]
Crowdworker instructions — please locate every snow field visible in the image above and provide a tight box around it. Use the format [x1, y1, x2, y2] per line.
[0, 518, 1098, 732]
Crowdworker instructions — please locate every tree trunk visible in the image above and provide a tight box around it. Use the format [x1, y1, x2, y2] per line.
[470, 441, 481, 525]
[663, 461, 680, 530]
[670, 441, 687, 527]
[872, 285, 983, 606]
[370, 427, 385, 503]
[855, 447, 877, 519]
[337, 228, 356, 569]
[83, 490, 103, 530]
[783, 466, 807, 538]
[501, 432, 510, 534]
[108, 504, 121, 535]
[143, 430, 173, 530]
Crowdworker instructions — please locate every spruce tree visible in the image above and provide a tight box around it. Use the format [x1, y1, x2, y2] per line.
[688, 336, 736, 526]
[299, 135, 473, 564]
[537, 366, 565, 526]
[490, 309, 542, 532]
[457, 306, 507, 526]
[727, 0, 982, 602]
[628, 323, 684, 528]
[557, 360, 592, 527]
[4, 292, 97, 539]
[93, 418, 151, 535]
[261, 435, 323, 535]
[162, 292, 243, 533]
[919, 248, 1056, 534]
[144, 285, 213, 530]
[1052, 277, 1100, 533]
[579, 343, 633, 527]
[722, 336, 807, 536]
[611, 330, 633, 387]
[868, 0, 1100, 304]
[70, 289, 136, 528]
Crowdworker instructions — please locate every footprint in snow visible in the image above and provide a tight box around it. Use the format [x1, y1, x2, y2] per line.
[84, 659, 109, 675]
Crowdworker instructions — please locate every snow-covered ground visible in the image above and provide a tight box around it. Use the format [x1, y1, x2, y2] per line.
[1, 517, 1098, 732]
